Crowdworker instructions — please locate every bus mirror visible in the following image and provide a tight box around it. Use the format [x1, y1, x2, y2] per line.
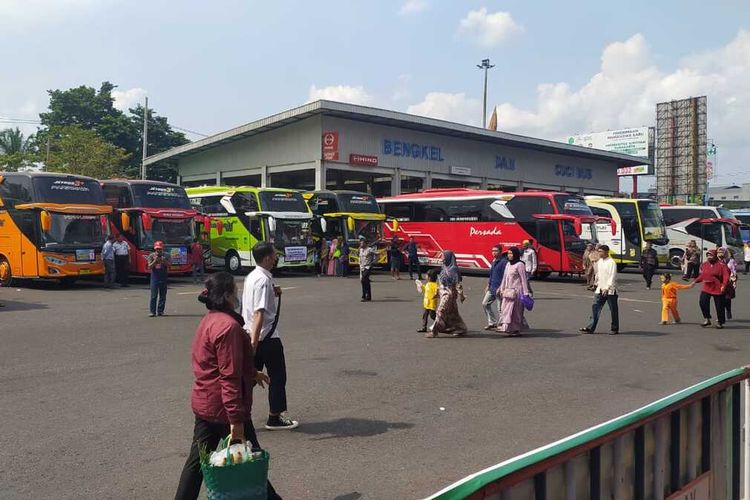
[121, 213, 131, 232]
[142, 212, 153, 231]
[610, 220, 617, 236]
[392, 219, 399, 232]
[216, 220, 224, 235]
[40, 210, 52, 232]
[100, 215, 109, 234]
[320, 217, 327, 233]
[268, 216, 277, 233]
[347, 216, 355, 233]
[574, 219, 582, 236]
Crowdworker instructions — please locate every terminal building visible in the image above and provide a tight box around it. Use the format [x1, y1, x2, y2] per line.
[144, 100, 647, 197]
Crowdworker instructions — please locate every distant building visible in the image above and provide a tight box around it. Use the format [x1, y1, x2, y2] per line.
[708, 183, 750, 209]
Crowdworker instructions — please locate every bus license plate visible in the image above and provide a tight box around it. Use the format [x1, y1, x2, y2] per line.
[79, 269, 92, 275]
[284, 246, 307, 262]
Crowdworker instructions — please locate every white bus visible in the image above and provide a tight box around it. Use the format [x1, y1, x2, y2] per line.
[656, 217, 744, 268]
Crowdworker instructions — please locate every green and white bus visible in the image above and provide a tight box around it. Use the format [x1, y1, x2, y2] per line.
[186, 186, 315, 273]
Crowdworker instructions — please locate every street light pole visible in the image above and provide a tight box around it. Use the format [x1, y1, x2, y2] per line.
[477, 58, 495, 128]
[141, 96, 149, 180]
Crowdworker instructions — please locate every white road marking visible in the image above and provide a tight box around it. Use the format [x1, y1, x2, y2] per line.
[539, 290, 661, 305]
[179, 286, 297, 295]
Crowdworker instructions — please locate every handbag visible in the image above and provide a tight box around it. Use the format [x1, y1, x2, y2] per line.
[501, 288, 517, 300]
[201, 435, 269, 500]
[520, 293, 535, 311]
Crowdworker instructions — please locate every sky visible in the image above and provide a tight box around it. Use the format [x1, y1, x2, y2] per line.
[1, 0, 748, 191]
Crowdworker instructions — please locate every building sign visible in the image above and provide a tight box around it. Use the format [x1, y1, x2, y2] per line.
[322, 131, 339, 161]
[349, 154, 378, 166]
[495, 156, 516, 171]
[383, 139, 444, 161]
[617, 165, 650, 176]
[555, 164, 593, 180]
[565, 127, 653, 176]
[450, 166, 472, 176]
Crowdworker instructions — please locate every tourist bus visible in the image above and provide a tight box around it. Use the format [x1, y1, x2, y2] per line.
[101, 180, 197, 274]
[655, 217, 744, 268]
[303, 190, 388, 267]
[730, 209, 750, 225]
[378, 188, 609, 277]
[585, 197, 669, 268]
[0, 172, 112, 286]
[187, 186, 315, 272]
[660, 204, 737, 226]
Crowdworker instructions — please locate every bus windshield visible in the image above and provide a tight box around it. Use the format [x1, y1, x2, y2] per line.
[723, 223, 744, 248]
[352, 220, 383, 243]
[338, 193, 380, 213]
[637, 201, 667, 242]
[131, 184, 191, 209]
[270, 219, 313, 248]
[33, 177, 105, 205]
[43, 213, 106, 247]
[555, 195, 593, 216]
[717, 207, 735, 220]
[259, 191, 309, 213]
[138, 218, 195, 247]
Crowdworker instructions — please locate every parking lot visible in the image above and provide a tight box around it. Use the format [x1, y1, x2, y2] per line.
[1, 269, 749, 499]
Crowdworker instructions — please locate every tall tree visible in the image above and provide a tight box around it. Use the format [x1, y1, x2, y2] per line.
[0, 128, 35, 172]
[128, 104, 189, 182]
[45, 125, 129, 179]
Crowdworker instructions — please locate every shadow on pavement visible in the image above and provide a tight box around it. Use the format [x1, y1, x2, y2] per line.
[456, 329, 575, 339]
[333, 493, 362, 500]
[292, 418, 414, 440]
[618, 330, 669, 337]
[0, 299, 48, 311]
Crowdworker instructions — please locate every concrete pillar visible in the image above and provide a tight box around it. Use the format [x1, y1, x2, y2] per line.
[391, 168, 401, 196]
[480, 177, 488, 189]
[215, 170, 222, 186]
[261, 165, 268, 188]
[423, 172, 432, 190]
[314, 160, 325, 191]
[176, 175, 182, 186]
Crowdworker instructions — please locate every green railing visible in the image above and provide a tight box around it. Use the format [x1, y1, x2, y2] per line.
[428, 366, 748, 500]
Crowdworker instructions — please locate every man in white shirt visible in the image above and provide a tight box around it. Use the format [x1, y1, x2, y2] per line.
[580, 244, 619, 335]
[521, 239, 538, 295]
[101, 234, 116, 288]
[112, 234, 131, 287]
[242, 241, 299, 430]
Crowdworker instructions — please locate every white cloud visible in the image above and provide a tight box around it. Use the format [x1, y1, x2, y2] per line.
[398, 0, 429, 16]
[407, 92, 482, 126]
[112, 87, 147, 112]
[308, 85, 373, 106]
[0, 0, 104, 26]
[392, 74, 412, 101]
[457, 8, 524, 47]
[491, 30, 750, 183]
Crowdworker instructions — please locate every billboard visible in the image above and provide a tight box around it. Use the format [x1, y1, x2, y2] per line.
[564, 127, 653, 176]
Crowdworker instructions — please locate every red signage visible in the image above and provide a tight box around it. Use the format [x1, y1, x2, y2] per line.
[322, 131, 339, 161]
[349, 154, 378, 166]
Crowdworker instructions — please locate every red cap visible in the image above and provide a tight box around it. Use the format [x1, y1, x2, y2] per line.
[154, 241, 165, 249]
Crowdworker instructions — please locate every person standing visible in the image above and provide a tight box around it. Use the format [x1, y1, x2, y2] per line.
[359, 237, 376, 302]
[242, 241, 298, 430]
[694, 249, 730, 329]
[147, 241, 171, 317]
[580, 244, 619, 335]
[743, 242, 750, 275]
[429, 251, 467, 338]
[583, 243, 596, 290]
[190, 238, 205, 284]
[520, 239, 537, 294]
[416, 269, 439, 333]
[340, 239, 350, 277]
[328, 237, 339, 276]
[640, 241, 658, 289]
[174, 272, 279, 500]
[721, 248, 737, 321]
[482, 245, 507, 330]
[101, 234, 116, 288]
[319, 238, 329, 276]
[659, 273, 693, 325]
[389, 236, 402, 280]
[496, 246, 530, 336]
[683, 240, 701, 280]
[113, 233, 131, 287]
[406, 236, 422, 280]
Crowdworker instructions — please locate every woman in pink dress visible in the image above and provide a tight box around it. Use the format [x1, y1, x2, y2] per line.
[327, 238, 339, 276]
[497, 246, 530, 336]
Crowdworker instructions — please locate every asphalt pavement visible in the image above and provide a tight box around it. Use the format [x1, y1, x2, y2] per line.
[0, 268, 748, 499]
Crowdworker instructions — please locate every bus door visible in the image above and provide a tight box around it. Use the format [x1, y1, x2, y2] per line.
[524, 218, 562, 275]
[19, 210, 40, 277]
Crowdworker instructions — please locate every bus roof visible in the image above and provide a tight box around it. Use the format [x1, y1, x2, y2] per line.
[0, 171, 99, 182]
[378, 188, 575, 202]
[101, 179, 181, 187]
[584, 197, 654, 203]
[305, 190, 377, 198]
[185, 185, 300, 196]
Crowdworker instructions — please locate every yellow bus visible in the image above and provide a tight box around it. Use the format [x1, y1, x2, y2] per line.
[0, 172, 112, 286]
[304, 190, 388, 266]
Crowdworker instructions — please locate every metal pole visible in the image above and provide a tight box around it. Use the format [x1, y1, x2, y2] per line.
[744, 379, 749, 500]
[141, 96, 148, 180]
[45, 135, 50, 167]
[482, 68, 488, 128]
[632, 175, 638, 199]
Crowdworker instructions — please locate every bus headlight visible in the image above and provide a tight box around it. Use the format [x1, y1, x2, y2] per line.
[45, 256, 67, 266]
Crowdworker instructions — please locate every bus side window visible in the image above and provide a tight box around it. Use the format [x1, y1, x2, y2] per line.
[589, 207, 611, 218]
[507, 196, 554, 221]
[231, 193, 262, 241]
[533, 220, 561, 251]
[0, 176, 32, 209]
[384, 202, 414, 221]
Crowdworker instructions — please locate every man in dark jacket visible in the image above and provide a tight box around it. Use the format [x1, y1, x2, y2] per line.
[640, 241, 658, 289]
[406, 236, 422, 280]
[482, 245, 507, 330]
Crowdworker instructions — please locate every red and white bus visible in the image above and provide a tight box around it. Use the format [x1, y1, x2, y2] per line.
[378, 188, 610, 277]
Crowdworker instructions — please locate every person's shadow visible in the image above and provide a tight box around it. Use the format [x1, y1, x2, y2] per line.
[290, 418, 414, 440]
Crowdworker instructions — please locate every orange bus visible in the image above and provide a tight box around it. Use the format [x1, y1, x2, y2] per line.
[0, 172, 112, 286]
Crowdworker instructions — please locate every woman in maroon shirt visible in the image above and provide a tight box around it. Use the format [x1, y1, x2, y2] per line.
[175, 272, 280, 499]
[694, 249, 730, 329]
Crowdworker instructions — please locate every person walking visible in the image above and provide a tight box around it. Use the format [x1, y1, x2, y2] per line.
[722, 248, 737, 321]
[583, 243, 596, 290]
[743, 242, 750, 274]
[174, 272, 279, 500]
[147, 241, 171, 317]
[482, 244, 507, 330]
[683, 240, 701, 280]
[190, 238, 205, 284]
[327, 237, 340, 276]
[659, 273, 693, 325]
[389, 236, 402, 280]
[242, 241, 299, 430]
[579, 244, 619, 335]
[113, 233, 131, 287]
[496, 246, 530, 336]
[406, 236, 422, 280]
[640, 241, 658, 289]
[416, 269, 439, 333]
[693, 248, 730, 329]
[428, 251, 467, 338]
[318, 238, 329, 276]
[340, 239, 350, 277]
[520, 239, 537, 294]
[101, 234, 116, 288]
[358, 237, 376, 302]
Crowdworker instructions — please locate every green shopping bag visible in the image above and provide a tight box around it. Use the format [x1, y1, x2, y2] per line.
[200, 435, 269, 500]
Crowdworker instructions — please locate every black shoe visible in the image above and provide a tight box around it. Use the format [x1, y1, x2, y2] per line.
[265, 414, 299, 431]
[579, 327, 594, 334]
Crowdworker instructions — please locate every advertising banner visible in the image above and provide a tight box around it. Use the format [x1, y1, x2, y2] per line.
[322, 131, 339, 161]
[565, 127, 653, 176]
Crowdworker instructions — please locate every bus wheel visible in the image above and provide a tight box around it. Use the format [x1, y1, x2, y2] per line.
[616, 263, 627, 272]
[0, 257, 13, 287]
[225, 251, 242, 275]
[535, 271, 551, 280]
[669, 249, 684, 269]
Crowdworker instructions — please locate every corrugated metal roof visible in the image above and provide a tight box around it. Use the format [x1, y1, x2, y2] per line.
[144, 100, 650, 167]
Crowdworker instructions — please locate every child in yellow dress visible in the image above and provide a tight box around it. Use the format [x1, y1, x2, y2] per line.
[660, 273, 694, 324]
[416, 269, 439, 332]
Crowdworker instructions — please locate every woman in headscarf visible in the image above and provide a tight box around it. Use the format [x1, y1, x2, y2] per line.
[427, 250, 467, 338]
[583, 243, 596, 290]
[327, 237, 339, 276]
[683, 240, 701, 280]
[496, 246, 530, 336]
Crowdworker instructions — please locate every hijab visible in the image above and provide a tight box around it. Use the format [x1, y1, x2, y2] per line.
[507, 246, 521, 263]
[438, 250, 461, 287]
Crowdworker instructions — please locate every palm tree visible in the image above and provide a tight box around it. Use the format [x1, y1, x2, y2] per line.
[0, 128, 35, 172]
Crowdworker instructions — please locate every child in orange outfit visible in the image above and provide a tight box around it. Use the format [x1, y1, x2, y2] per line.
[660, 273, 694, 324]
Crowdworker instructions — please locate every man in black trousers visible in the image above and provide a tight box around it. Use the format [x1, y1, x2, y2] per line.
[640, 241, 658, 289]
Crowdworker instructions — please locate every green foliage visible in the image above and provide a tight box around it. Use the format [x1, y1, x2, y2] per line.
[0, 128, 36, 172]
[45, 125, 129, 179]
